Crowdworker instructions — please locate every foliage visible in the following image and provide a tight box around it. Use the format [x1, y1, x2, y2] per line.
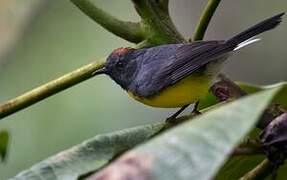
[0, 130, 9, 162]
[0, 0, 286, 179]
[11, 124, 163, 180]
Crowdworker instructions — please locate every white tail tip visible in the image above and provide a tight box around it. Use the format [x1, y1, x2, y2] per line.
[233, 38, 261, 51]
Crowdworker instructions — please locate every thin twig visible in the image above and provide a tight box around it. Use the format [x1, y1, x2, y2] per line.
[230, 139, 264, 156]
[0, 60, 105, 119]
[232, 147, 264, 156]
[211, 74, 286, 129]
[70, 0, 144, 43]
[191, 0, 221, 41]
[239, 159, 273, 180]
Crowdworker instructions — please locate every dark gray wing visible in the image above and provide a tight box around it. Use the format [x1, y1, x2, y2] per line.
[129, 41, 231, 97]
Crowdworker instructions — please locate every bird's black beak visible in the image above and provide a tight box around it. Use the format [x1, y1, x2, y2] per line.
[92, 67, 108, 76]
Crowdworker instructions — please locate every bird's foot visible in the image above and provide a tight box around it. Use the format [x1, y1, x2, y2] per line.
[165, 104, 189, 124]
[191, 109, 201, 116]
[165, 115, 178, 124]
[191, 101, 201, 116]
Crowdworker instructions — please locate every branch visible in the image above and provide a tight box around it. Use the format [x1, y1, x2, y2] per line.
[0, 60, 105, 119]
[232, 147, 264, 156]
[157, 0, 169, 13]
[211, 74, 286, 129]
[232, 140, 264, 156]
[70, 0, 144, 43]
[132, 0, 185, 45]
[0, 0, 182, 120]
[191, 0, 221, 41]
[239, 159, 273, 180]
[211, 74, 247, 101]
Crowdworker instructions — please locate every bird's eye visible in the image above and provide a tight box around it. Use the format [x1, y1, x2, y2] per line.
[116, 61, 124, 70]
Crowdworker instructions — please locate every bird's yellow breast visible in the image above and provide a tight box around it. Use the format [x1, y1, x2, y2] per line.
[128, 75, 211, 108]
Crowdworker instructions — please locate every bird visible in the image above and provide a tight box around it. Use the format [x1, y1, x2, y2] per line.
[93, 13, 284, 121]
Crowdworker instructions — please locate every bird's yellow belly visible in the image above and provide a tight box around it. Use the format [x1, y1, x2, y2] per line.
[128, 75, 211, 108]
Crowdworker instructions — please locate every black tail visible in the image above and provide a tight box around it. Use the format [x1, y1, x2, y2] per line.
[226, 12, 284, 46]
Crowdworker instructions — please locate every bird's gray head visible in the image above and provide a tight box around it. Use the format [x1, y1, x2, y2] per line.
[93, 47, 140, 90]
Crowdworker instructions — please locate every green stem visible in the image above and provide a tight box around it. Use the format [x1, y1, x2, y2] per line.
[158, 0, 170, 13]
[70, 0, 144, 43]
[191, 0, 221, 41]
[0, 60, 105, 119]
[239, 159, 273, 180]
[132, 0, 185, 45]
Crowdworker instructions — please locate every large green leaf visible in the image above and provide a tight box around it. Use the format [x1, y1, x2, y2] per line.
[215, 128, 264, 179]
[91, 87, 281, 180]
[11, 123, 163, 180]
[10, 83, 287, 180]
[0, 130, 9, 162]
[216, 83, 287, 180]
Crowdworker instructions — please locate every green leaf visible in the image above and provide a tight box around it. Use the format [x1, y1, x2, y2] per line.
[215, 83, 287, 180]
[0, 130, 9, 162]
[235, 82, 287, 108]
[10, 82, 287, 180]
[92, 87, 280, 180]
[11, 123, 163, 180]
[216, 155, 264, 180]
[198, 91, 219, 110]
[265, 82, 287, 107]
[215, 127, 264, 179]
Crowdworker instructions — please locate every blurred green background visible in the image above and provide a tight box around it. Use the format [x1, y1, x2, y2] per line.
[0, 0, 286, 179]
